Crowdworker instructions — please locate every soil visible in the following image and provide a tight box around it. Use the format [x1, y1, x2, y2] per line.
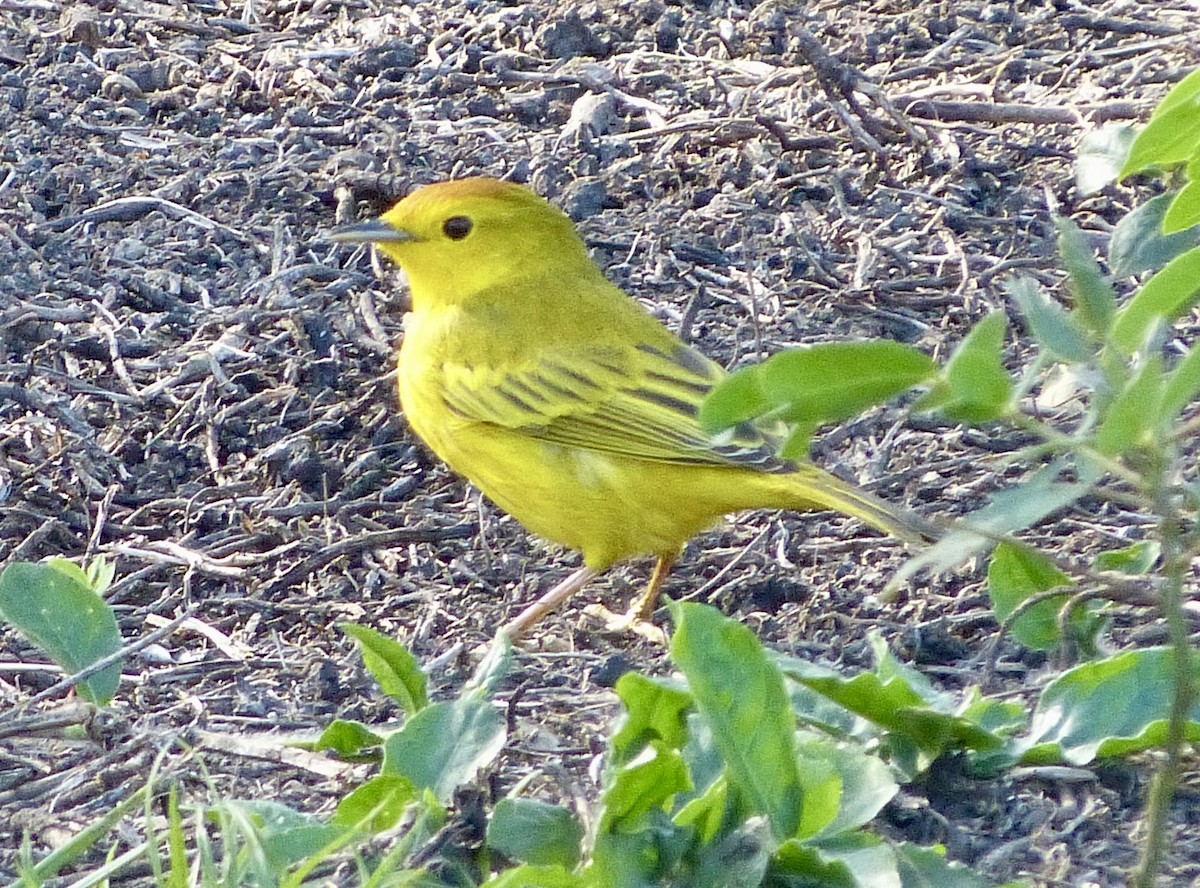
[1, 0, 1198, 884]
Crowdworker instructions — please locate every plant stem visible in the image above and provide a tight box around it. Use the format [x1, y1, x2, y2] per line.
[1006, 411, 1144, 486]
[1130, 502, 1196, 887]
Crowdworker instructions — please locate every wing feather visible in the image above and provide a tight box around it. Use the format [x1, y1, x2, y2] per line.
[441, 341, 790, 472]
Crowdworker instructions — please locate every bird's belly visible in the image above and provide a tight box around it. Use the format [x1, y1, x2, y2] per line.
[418, 418, 720, 570]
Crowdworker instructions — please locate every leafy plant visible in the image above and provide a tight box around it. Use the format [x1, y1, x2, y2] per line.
[11, 578, 1192, 887]
[485, 603, 1013, 888]
[702, 66, 1200, 888]
[0, 556, 123, 704]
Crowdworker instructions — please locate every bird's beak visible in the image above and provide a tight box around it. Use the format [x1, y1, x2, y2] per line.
[329, 220, 416, 245]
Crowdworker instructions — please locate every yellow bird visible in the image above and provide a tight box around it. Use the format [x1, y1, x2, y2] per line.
[332, 178, 935, 637]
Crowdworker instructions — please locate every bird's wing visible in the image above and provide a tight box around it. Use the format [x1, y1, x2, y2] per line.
[440, 341, 790, 471]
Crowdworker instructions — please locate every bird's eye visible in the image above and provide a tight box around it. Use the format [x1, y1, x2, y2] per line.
[442, 216, 472, 240]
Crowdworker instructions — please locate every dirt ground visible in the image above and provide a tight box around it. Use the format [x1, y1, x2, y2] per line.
[1, 0, 1199, 884]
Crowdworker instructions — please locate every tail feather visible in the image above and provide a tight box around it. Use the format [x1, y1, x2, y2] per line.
[787, 465, 942, 544]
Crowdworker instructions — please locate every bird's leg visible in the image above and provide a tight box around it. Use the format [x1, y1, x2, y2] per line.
[631, 553, 677, 622]
[582, 553, 676, 643]
[501, 566, 596, 640]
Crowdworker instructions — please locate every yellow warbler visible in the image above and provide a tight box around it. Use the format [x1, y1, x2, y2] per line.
[333, 178, 935, 636]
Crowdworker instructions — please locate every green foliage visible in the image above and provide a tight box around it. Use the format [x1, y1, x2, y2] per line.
[383, 697, 507, 803]
[913, 312, 1013, 423]
[1163, 178, 1200, 234]
[696, 67, 1200, 887]
[1119, 67, 1200, 179]
[334, 775, 417, 832]
[209, 799, 345, 877]
[17, 606, 1194, 888]
[701, 341, 935, 455]
[778, 632, 1013, 780]
[311, 719, 385, 761]
[1109, 194, 1200, 277]
[1093, 541, 1160, 575]
[573, 604, 1013, 887]
[610, 673, 692, 766]
[341, 623, 430, 716]
[14, 783, 148, 883]
[0, 557, 123, 704]
[894, 843, 1006, 888]
[1055, 218, 1117, 339]
[1110, 247, 1200, 353]
[890, 459, 1100, 590]
[987, 543, 1073, 652]
[1020, 649, 1200, 765]
[1005, 277, 1093, 364]
[487, 799, 584, 869]
[670, 602, 804, 840]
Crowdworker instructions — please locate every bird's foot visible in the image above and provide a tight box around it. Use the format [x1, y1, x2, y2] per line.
[582, 603, 668, 645]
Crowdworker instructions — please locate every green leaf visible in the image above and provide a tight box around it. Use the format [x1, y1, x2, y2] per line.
[772, 833, 898, 888]
[1120, 68, 1200, 176]
[1109, 193, 1200, 277]
[85, 556, 115, 596]
[469, 630, 513, 697]
[890, 458, 1099, 586]
[698, 365, 769, 434]
[611, 673, 693, 766]
[957, 687, 1028, 747]
[382, 697, 506, 802]
[784, 674, 867, 740]
[1056, 218, 1117, 337]
[1076, 125, 1137, 195]
[1148, 66, 1200, 118]
[340, 624, 428, 716]
[21, 783, 147, 882]
[789, 747, 840, 841]
[598, 738, 691, 833]
[482, 865, 581, 888]
[1161, 342, 1200, 423]
[1111, 246, 1200, 353]
[987, 543, 1073, 651]
[686, 816, 773, 888]
[795, 738, 898, 838]
[672, 773, 728, 845]
[488, 799, 584, 869]
[770, 840, 858, 888]
[1093, 355, 1165, 456]
[1163, 180, 1200, 234]
[1093, 541, 1160, 574]
[756, 342, 936, 426]
[670, 602, 803, 840]
[1005, 277, 1094, 363]
[914, 313, 1012, 423]
[588, 828, 676, 888]
[699, 343, 934, 440]
[333, 775, 416, 833]
[779, 651, 1001, 774]
[895, 843, 996, 888]
[309, 719, 384, 761]
[214, 800, 343, 873]
[0, 560, 123, 705]
[779, 421, 821, 461]
[163, 784, 187, 888]
[1020, 647, 1200, 765]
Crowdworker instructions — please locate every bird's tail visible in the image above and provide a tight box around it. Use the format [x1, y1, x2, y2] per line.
[784, 464, 942, 544]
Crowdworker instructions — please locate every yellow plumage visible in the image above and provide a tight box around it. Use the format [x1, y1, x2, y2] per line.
[333, 177, 933, 634]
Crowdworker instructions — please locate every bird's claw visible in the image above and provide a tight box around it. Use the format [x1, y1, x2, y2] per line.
[583, 603, 668, 645]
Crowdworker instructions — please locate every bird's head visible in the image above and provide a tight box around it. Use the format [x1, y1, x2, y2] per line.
[331, 178, 596, 309]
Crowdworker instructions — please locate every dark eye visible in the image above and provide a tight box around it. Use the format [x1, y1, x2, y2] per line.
[442, 216, 472, 240]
